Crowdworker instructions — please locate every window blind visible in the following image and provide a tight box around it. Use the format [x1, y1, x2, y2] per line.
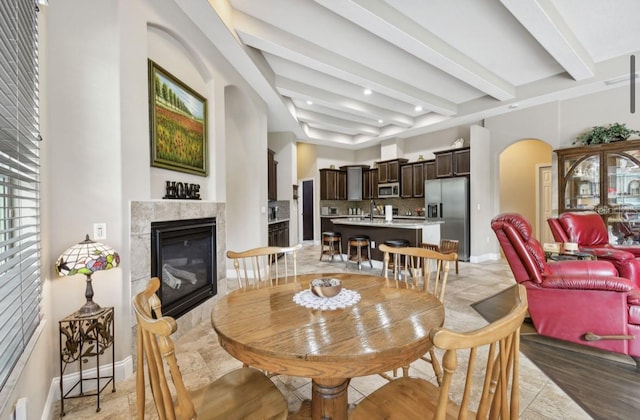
[0, 0, 41, 391]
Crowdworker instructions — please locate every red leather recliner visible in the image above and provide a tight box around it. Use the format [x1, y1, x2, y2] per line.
[492, 213, 640, 366]
[548, 211, 640, 286]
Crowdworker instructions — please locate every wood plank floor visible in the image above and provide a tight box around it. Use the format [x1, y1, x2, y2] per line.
[472, 286, 640, 420]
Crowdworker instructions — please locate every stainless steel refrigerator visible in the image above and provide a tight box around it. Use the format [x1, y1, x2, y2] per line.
[425, 177, 470, 261]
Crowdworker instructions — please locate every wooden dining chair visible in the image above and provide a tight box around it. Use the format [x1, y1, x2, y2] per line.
[439, 238, 460, 274]
[378, 243, 457, 381]
[351, 284, 528, 420]
[132, 277, 289, 420]
[420, 242, 440, 252]
[227, 243, 301, 289]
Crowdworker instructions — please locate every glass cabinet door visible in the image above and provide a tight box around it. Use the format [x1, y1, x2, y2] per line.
[606, 149, 640, 243]
[562, 154, 600, 211]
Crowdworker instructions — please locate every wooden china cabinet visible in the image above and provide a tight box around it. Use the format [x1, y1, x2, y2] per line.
[555, 139, 640, 239]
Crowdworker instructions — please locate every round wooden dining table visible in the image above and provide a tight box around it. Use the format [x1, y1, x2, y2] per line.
[211, 272, 444, 420]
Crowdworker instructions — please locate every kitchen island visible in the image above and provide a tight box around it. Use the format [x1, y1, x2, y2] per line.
[329, 217, 442, 262]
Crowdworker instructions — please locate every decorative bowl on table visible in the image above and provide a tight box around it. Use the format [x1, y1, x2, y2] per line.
[310, 278, 342, 298]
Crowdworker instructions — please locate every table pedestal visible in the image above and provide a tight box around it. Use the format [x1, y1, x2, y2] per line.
[312, 378, 350, 420]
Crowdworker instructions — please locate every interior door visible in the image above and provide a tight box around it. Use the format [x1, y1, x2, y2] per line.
[302, 179, 314, 241]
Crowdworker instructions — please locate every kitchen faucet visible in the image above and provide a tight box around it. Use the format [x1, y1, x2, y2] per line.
[370, 199, 376, 221]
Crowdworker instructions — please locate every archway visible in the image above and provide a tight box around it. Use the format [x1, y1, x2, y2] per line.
[499, 139, 553, 242]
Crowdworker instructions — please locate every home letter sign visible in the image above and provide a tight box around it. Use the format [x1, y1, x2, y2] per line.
[163, 181, 201, 200]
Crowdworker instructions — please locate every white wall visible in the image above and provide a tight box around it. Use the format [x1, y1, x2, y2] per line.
[469, 125, 494, 261]
[225, 85, 268, 252]
[46, 0, 125, 379]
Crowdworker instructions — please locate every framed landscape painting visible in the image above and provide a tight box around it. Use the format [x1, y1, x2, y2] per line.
[148, 60, 207, 176]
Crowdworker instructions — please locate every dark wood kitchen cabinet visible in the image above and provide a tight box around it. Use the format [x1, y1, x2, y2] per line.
[400, 162, 426, 198]
[424, 159, 436, 180]
[376, 158, 408, 183]
[268, 149, 277, 201]
[268, 221, 289, 247]
[453, 148, 471, 175]
[363, 168, 378, 199]
[434, 147, 470, 178]
[412, 162, 425, 197]
[320, 168, 347, 200]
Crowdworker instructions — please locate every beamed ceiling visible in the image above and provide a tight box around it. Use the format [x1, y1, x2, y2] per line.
[179, 0, 640, 149]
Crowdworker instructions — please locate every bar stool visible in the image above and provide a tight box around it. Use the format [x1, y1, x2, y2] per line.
[320, 231, 343, 262]
[382, 239, 410, 276]
[346, 235, 373, 270]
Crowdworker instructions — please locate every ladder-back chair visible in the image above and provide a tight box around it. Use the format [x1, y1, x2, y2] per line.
[439, 239, 460, 274]
[351, 285, 528, 420]
[378, 243, 458, 381]
[227, 243, 301, 289]
[132, 277, 288, 420]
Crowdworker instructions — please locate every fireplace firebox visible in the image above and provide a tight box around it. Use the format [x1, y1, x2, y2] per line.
[151, 218, 216, 319]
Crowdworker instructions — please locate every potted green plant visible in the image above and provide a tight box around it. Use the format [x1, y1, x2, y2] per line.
[607, 122, 639, 141]
[575, 123, 640, 145]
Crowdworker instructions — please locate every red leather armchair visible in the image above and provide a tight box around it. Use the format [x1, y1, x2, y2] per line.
[492, 213, 640, 366]
[548, 211, 640, 286]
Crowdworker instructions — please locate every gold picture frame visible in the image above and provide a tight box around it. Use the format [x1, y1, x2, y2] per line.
[148, 60, 207, 176]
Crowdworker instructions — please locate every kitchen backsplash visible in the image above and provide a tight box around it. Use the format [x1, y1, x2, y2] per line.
[268, 200, 290, 220]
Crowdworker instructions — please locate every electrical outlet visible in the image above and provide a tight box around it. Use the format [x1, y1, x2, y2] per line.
[94, 223, 107, 240]
[370, 240, 376, 248]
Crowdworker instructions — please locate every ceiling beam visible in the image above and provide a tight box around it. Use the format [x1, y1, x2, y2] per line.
[315, 0, 516, 101]
[295, 108, 381, 136]
[277, 77, 414, 127]
[500, 0, 595, 80]
[265, 54, 418, 114]
[233, 11, 457, 115]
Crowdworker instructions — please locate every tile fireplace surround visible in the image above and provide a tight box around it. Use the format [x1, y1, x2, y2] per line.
[130, 200, 226, 342]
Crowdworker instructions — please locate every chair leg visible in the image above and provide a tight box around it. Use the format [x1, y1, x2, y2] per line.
[346, 243, 351, 268]
[338, 239, 344, 261]
[430, 349, 443, 385]
[455, 258, 459, 274]
[401, 365, 410, 377]
[367, 243, 373, 268]
[319, 240, 324, 261]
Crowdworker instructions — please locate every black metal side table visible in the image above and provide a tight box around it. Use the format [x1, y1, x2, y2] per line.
[59, 306, 115, 416]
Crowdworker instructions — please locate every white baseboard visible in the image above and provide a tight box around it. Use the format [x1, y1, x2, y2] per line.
[470, 253, 500, 263]
[42, 355, 133, 420]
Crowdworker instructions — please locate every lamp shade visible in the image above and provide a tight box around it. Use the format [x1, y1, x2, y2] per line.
[55, 235, 120, 316]
[55, 235, 119, 277]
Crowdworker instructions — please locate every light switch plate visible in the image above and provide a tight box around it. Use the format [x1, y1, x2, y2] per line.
[94, 223, 107, 240]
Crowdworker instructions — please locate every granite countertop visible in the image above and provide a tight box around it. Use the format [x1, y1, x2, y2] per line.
[331, 218, 442, 229]
[268, 218, 290, 225]
[320, 215, 426, 220]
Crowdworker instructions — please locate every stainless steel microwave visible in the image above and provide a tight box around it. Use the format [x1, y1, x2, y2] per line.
[378, 182, 399, 198]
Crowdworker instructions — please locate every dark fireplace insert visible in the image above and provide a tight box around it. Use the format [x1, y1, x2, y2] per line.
[151, 217, 216, 318]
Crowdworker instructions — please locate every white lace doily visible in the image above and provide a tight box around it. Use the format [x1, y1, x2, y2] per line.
[293, 288, 361, 310]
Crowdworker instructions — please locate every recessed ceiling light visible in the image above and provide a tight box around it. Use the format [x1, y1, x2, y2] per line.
[363, 88, 372, 95]
[306, 100, 313, 105]
[378, 119, 383, 124]
[414, 105, 423, 112]
[509, 104, 519, 109]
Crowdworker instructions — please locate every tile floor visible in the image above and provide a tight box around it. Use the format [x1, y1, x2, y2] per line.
[56, 243, 591, 419]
